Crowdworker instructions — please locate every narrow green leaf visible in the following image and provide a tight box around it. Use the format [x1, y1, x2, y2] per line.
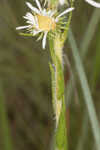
[68, 29, 100, 150]
[80, 9, 100, 58]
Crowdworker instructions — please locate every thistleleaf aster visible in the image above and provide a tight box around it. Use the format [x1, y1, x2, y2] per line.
[85, 0, 100, 8]
[16, 0, 74, 49]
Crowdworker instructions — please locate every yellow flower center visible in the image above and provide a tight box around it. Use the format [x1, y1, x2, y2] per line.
[37, 15, 56, 31]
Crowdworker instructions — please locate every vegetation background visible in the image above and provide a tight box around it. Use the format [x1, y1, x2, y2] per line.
[0, 0, 100, 150]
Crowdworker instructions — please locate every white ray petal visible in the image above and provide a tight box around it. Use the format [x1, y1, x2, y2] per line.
[23, 15, 28, 20]
[59, 0, 65, 5]
[16, 25, 30, 30]
[47, 10, 52, 15]
[42, 31, 48, 49]
[33, 30, 42, 35]
[24, 12, 36, 25]
[34, 16, 39, 28]
[42, 9, 46, 16]
[85, 0, 100, 8]
[35, 0, 42, 11]
[55, 7, 74, 22]
[26, 20, 33, 25]
[26, 12, 34, 20]
[26, 2, 40, 14]
[48, 10, 56, 17]
[43, 0, 47, 7]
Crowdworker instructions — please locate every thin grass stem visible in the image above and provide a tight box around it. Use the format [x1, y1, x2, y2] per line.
[68, 29, 100, 150]
[80, 9, 100, 58]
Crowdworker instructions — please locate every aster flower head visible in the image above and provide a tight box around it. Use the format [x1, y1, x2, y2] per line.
[16, 0, 74, 49]
[85, 0, 100, 8]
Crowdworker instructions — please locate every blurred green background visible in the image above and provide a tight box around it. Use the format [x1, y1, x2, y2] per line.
[0, 0, 100, 150]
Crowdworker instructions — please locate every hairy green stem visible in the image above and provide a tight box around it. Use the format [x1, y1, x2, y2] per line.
[48, 1, 74, 150]
[49, 34, 68, 150]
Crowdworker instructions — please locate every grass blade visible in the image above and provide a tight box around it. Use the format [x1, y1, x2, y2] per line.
[68, 29, 100, 150]
[80, 9, 100, 58]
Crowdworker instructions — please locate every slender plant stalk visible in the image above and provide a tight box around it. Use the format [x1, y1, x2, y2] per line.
[49, 35, 68, 150]
[0, 83, 13, 150]
[49, 1, 74, 150]
[80, 9, 100, 58]
[68, 29, 100, 150]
